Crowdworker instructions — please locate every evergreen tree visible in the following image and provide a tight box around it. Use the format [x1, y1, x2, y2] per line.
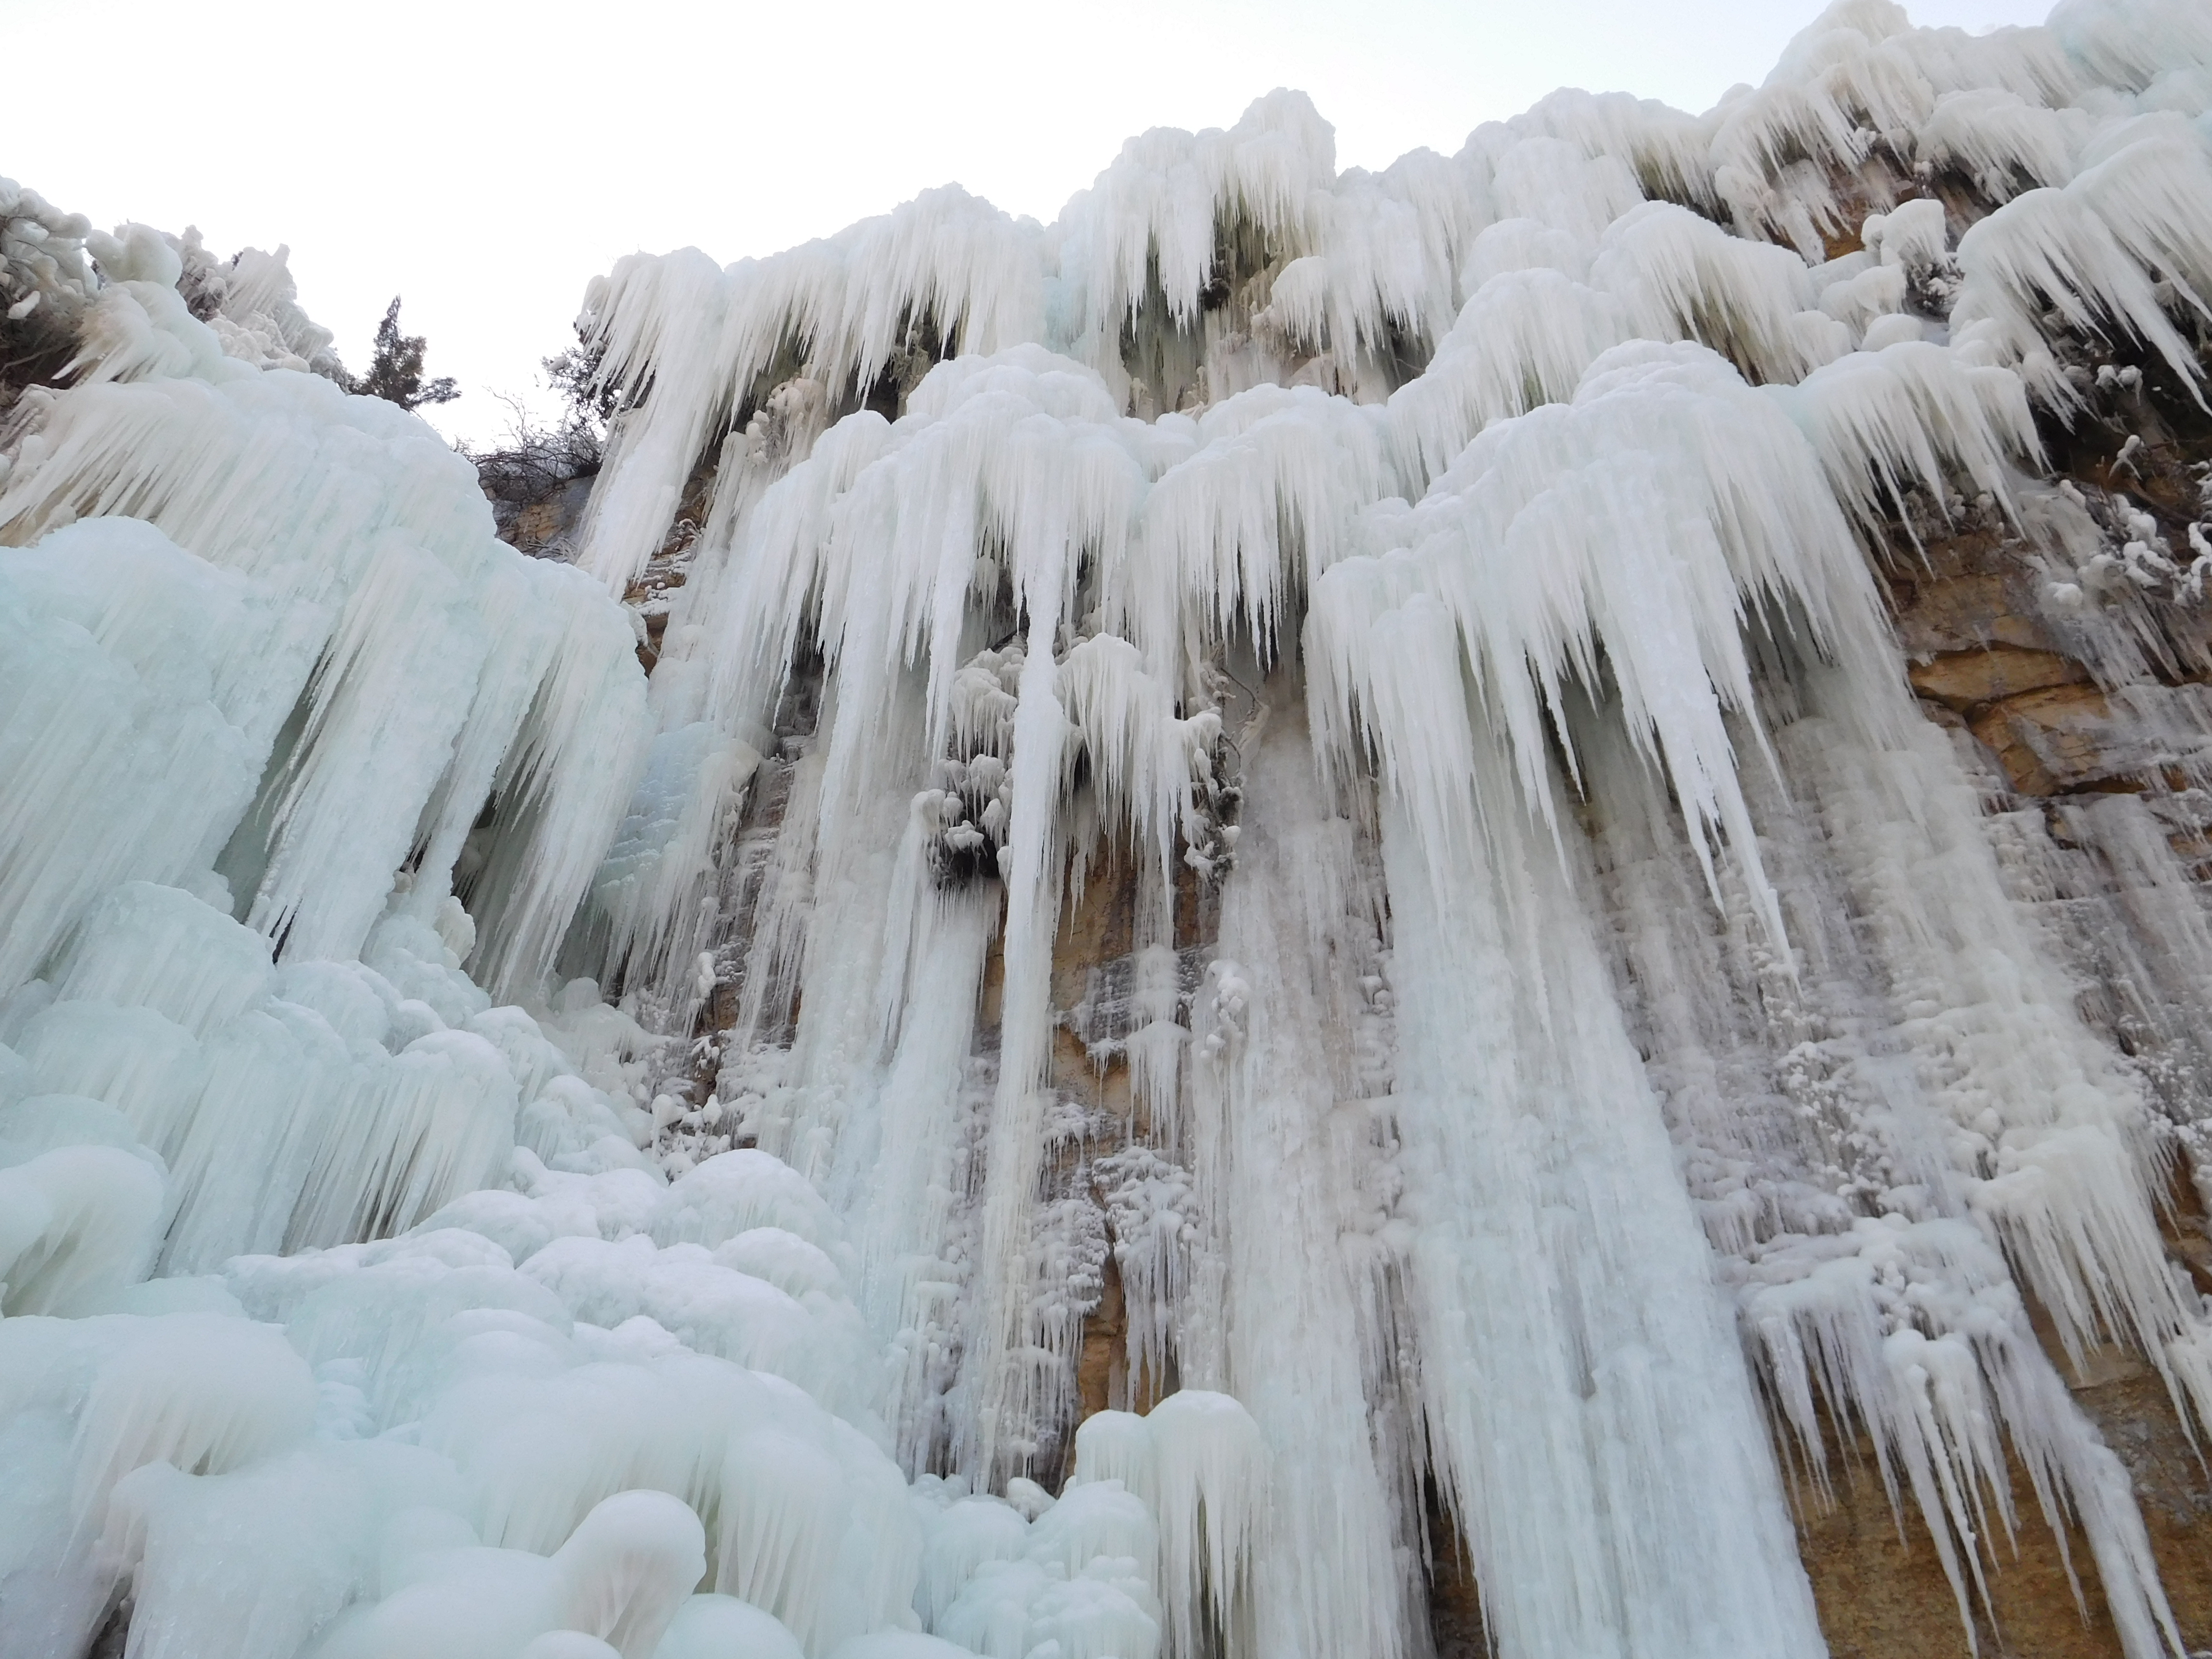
[351, 297, 458, 409]
[542, 338, 614, 428]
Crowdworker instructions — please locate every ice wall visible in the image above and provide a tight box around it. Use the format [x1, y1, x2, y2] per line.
[0, 179, 1212, 1659]
[8, 0, 2212, 1655]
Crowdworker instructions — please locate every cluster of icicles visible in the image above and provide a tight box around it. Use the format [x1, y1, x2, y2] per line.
[6, 0, 2212, 1656]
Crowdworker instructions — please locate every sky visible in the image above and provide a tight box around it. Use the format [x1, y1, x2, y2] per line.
[4, 0, 2057, 445]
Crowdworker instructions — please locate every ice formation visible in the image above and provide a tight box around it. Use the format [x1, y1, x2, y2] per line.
[8, 0, 2212, 1654]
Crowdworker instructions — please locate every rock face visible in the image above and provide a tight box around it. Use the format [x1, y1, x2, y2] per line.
[1790, 387, 2212, 1656]
[587, 238, 2212, 1659]
[631, 460, 2212, 1659]
[1793, 1193, 2212, 1659]
[556, 152, 2212, 1659]
[476, 441, 601, 559]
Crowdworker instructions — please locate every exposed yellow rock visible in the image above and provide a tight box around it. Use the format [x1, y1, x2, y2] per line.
[1893, 570, 2062, 659]
[1966, 683, 2118, 796]
[1909, 645, 2091, 712]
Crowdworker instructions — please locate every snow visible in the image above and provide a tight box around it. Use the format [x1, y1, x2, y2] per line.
[9, 1, 2212, 1656]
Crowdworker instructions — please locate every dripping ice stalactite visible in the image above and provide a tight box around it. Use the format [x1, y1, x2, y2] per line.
[11, 0, 2212, 1654]
[1175, 691, 1412, 1659]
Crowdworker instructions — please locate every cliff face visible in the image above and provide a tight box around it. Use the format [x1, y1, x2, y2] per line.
[1803, 502, 2212, 1656]
[525, 8, 2212, 1647]
[601, 450, 2212, 1659]
[1788, 355, 2212, 1658]
[10, 3, 2212, 1658]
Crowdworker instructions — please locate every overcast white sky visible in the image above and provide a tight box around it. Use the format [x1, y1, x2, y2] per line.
[5, 0, 2054, 444]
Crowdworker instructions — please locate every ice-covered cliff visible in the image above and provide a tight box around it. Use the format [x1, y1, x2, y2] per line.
[6, 0, 2212, 1655]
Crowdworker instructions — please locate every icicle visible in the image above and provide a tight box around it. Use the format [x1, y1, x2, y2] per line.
[1177, 690, 1407, 1659]
[0, 356, 648, 975]
[1380, 764, 1827, 1659]
[958, 486, 1076, 1482]
[1312, 341, 1899, 947]
[0, 1146, 165, 1314]
[574, 249, 733, 594]
[1916, 88, 2080, 197]
[1765, 339, 2042, 532]
[856, 885, 997, 1475]
[1065, 91, 1337, 347]
[0, 520, 306, 994]
[1067, 1395, 1266, 1659]
[1955, 117, 2212, 402]
[1590, 204, 1827, 385]
[1385, 267, 1625, 484]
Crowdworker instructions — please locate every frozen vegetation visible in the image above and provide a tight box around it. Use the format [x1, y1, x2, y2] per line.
[7, 0, 2212, 1654]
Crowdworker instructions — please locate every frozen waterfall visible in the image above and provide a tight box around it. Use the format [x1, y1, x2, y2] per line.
[7, 1, 2212, 1656]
